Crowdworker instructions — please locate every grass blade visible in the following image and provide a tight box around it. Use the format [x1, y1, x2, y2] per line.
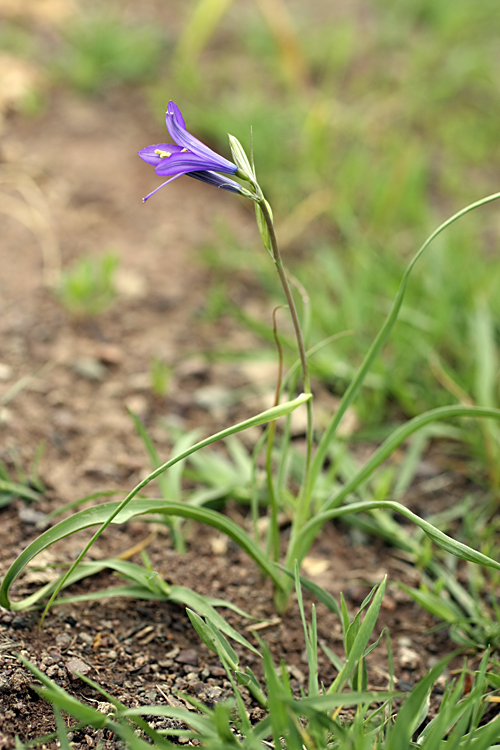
[310, 192, 500, 492]
[0, 499, 286, 610]
[328, 576, 386, 693]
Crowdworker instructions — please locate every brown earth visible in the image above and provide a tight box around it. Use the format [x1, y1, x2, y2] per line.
[0, 73, 492, 748]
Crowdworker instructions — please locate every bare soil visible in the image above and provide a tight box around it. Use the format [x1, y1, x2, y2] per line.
[0, 64, 491, 750]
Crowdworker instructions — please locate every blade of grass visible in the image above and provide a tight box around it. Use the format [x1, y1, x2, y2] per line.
[286, 404, 500, 571]
[0, 498, 287, 611]
[328, 576, 386, 693]
[309, 192, 500, 494]
[289, 498, 500, 578]
[33, 393, 310, 625]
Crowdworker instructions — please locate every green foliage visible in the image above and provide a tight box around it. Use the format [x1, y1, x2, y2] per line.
[0, 447, 45, 509]
[53, 13, 165, 94]
[169, 0, 500, 427]
[4, 200, 500, 624]
[0, 394, 311, 616]
[4, 4, 500, 742]
[16, 587, 500, 748]
[150, 357, 172, 398]
[58, 252, 118, 317]
[403, 564, 500, 651]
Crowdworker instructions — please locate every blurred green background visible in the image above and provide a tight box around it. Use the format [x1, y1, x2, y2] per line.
[1, 0, 499, 430]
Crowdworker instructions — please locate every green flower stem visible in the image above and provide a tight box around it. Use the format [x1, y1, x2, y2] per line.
[256, 198, 314, 532]
[265, 419, 280, 562]
[265, 307, 285, 563]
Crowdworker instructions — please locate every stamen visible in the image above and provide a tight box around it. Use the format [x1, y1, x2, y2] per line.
[154, 149, 172, 158]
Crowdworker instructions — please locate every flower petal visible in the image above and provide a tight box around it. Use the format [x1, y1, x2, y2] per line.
[138, 143, 183, 166]
[166, 101, 237, 174]
[168, 100, 186, 130]
[154, 151, 229, 177]
[188, 170, 244, 194]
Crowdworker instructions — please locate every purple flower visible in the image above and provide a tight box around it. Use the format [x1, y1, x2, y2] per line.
[139, 101, 244, 201]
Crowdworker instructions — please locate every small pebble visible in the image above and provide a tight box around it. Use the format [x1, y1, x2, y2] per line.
[71, 357, 106, 381]
[11, 613, 36, 630]
[209, 666, 226, 678]
[175, 649, 198, 666]
[398, 637, 421, 670]
[94, 343, 123, 365]
[55, 633, 72, 649]
[396, 679, 414, 692]
[66, 657, 91, 680]
[18, 507, 48, 527]
[46, 647, 63, 663]
[78, 632, 94, 646]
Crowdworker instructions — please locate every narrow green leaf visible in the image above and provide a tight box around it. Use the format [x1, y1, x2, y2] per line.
[0, 479, 40, 503]
[0, 498, 288, 611]
[385, 654, 456, 750]
[228, 133, 255, 181]
[310, 192, 500, 489]
[235, 667, 268, 708]
[329, 577, 386, 693]
[186, 609, 220, 655]
[174, 0, 234, 63]
[289, 402, 500, 568]
[340, 592, 350, 639]
[400, 584, 463, 624]
[324, 405, 500, 514]
[205, 615, 240, 668]
[255, 202, 274, 258]
[33, 393, 309, 623]
[283, 690, 395, 711]
[275, 563, 341, 617]
[170, 587, 259, 654]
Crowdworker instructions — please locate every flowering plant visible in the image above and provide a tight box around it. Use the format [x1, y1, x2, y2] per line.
[137, 101, 500, 611]
[4, 102, 499, 625]
[139, 100, 255, 201]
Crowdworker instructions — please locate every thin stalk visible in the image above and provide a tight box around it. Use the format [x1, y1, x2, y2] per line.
[258, 201, 310, 391]
[265, 420, 280, 562]
[257, 199, 314, 530]
[265, 306, 285, 562]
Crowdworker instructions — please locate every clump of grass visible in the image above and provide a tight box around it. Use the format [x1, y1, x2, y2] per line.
[150, 357, 172, 398]
[53, 12, 166, 94]
[0, 446, 44, 509]
[14, 573, 500, 748]
[58, 252, 118, 317]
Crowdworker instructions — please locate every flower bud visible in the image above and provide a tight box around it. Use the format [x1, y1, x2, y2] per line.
[228, 134, 256, 185]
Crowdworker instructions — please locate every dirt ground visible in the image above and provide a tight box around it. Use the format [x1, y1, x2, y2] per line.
[0, 78, 492, 747]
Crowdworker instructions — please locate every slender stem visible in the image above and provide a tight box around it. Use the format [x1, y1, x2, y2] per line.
[265, 419, 280, 562]
[257, 198, 314, 529]
[258, 200, 311, 395]
[265, 306, 285, 563]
